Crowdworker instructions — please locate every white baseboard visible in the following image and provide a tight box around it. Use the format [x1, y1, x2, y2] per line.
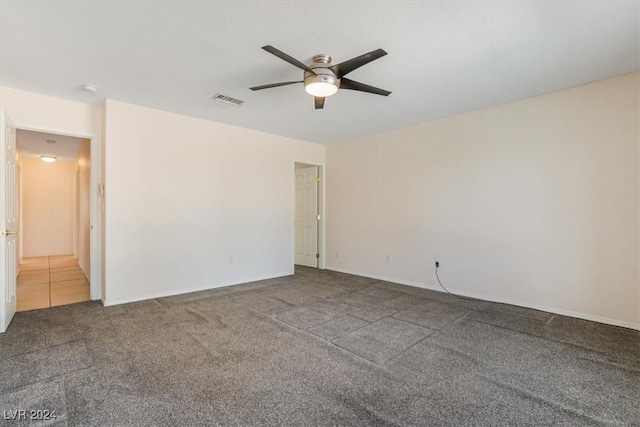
[102, 271, 293, 307]
[326, 265, 640, 331]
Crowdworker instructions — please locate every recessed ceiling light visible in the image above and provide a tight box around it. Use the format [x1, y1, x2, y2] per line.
[82, 83, 98, 93]
[40, 156, 57, 163]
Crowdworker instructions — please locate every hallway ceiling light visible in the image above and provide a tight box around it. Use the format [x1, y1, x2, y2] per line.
[40, 156, 57, 163]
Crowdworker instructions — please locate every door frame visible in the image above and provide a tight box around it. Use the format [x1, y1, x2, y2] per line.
[14, 123, 102, 301]
[293, 161, 325, 269]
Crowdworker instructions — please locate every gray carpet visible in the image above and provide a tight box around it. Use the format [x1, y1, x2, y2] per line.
[1, 266, 639, 426]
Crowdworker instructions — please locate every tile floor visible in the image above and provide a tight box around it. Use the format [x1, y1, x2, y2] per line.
[17, 255, 90, 311]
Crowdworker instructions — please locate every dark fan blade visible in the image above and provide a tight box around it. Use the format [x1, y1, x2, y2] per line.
[262, 45, 316, 75]
[315, 96, 325, 110]
[339, 78, 391, 96]
[250, 81, 302, 91]
[330, 48, 387, 78]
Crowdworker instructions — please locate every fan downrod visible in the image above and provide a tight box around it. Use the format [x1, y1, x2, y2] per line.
[312, 54, 332, 64]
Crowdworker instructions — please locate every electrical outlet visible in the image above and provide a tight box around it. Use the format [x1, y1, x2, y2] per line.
[228, 256, 233, 266]
[386, 254, 391, 262]
[434, 254, 440, 263]
[335, 251, 339, 258]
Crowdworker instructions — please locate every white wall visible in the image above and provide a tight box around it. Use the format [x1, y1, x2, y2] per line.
[103, 100, 325, 305]
[20, 156, 75, 257]
[0, 87, 100, 135]
[326, 72, 640, 330]
[76, 140, 91, 278]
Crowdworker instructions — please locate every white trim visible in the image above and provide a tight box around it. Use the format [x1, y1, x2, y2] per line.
[88, 130, 100, 300]
[102, 272, 292, 307]
[13, 122, 102, 301]
[14, 123, 94, 140]
[325, 265, 640, 331]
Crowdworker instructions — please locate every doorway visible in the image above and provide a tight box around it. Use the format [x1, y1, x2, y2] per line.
[294, 162, 323, 268]
[16, 130, 91, 311]
[1, 114, 102, 332]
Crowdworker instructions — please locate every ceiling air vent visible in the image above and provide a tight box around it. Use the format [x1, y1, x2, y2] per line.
[212, 93, 244, 107]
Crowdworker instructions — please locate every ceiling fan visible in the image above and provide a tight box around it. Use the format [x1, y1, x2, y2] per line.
[250, 45, 391, 109]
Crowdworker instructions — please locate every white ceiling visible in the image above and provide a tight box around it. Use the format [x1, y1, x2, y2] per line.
[1, 2, 638, 144]
[17, 129, 86, 161]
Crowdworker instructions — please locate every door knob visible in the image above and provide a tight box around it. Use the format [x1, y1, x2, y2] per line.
[1, 230, 17, 236]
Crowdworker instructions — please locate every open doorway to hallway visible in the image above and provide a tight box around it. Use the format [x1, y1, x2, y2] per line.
[294, 162, 324, 269]
[16, 130, 91, 311]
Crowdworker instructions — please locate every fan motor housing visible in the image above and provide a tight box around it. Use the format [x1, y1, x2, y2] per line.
[304, 58, 340, 89]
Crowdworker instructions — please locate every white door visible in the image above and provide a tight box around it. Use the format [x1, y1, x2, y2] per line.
[295, 166, 319, 267]
[0, 112, 17, 333]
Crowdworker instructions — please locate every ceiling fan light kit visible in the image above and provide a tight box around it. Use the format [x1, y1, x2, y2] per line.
[304, 80, 338, 97]
[251, 45, 390, 109]
[304, 54, 339, 97]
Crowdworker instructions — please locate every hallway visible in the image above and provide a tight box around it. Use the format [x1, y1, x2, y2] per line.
[17, 255, 90, 311]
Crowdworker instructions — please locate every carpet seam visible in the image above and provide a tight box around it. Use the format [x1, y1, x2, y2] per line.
[483, 376, 628, 427]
